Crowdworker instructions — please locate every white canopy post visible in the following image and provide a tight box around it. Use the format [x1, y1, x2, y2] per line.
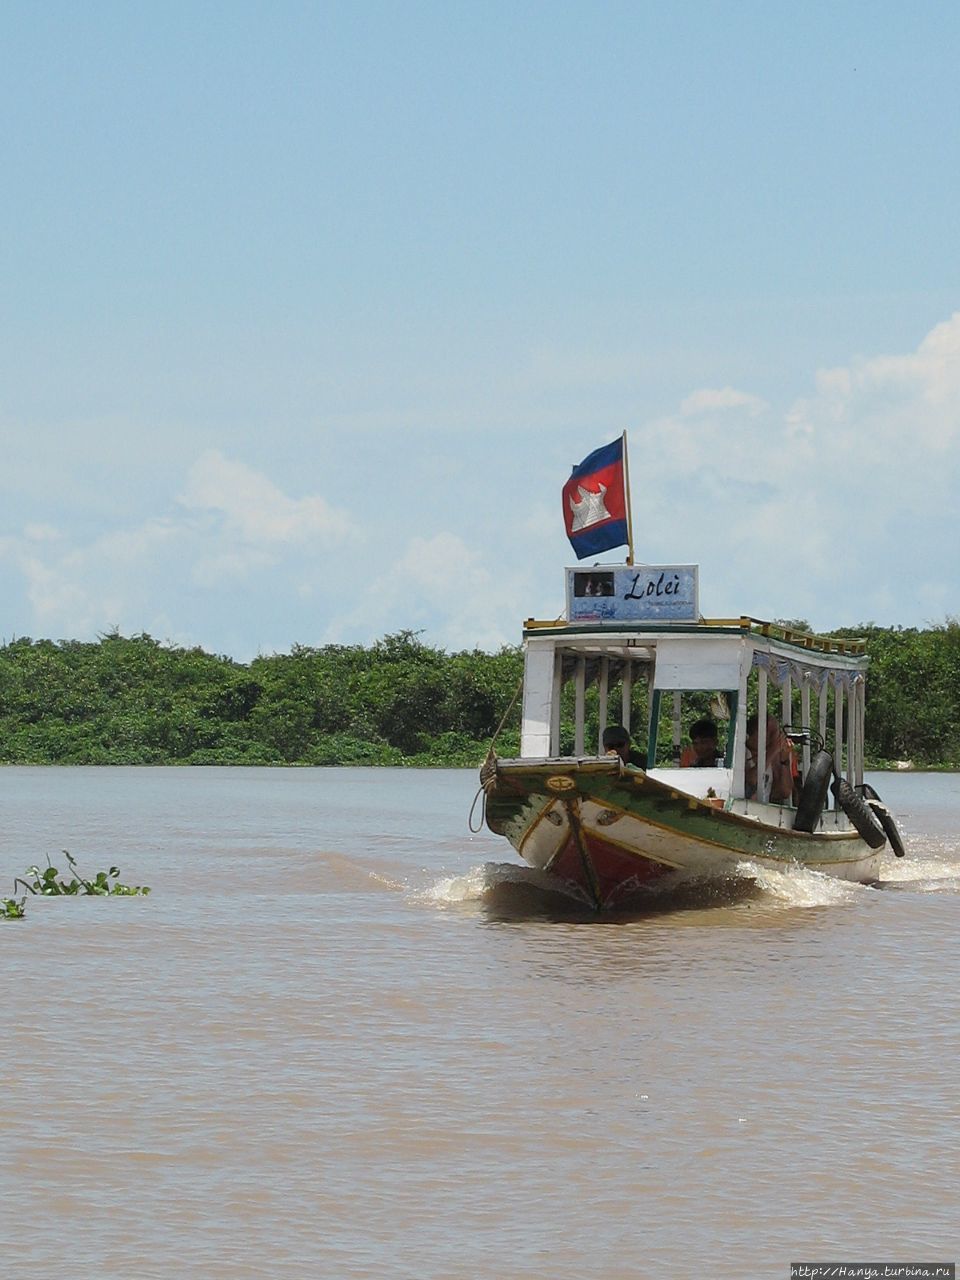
[672, 691, 682, 765]
[597, 658, 609, 754]
[574, 655, 586, 756]
[757, 665, 768, 801]
[731, 644, 751, 800]
[621, 661, 633, 735]
[850, 677, 864, 785]
[520, 639, 556, 758]
[800, 682, 811, 778]
[857, 678, 866, 785]
[782, 674, 792, 730]
[549, 651, 563, 756]
[646, 663, 656, 758]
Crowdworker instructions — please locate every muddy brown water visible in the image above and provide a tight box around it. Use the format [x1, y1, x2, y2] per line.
[2, 767, 958, 1279]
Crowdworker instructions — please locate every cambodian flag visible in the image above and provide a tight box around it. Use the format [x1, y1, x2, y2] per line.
[562, 436, 629, 559]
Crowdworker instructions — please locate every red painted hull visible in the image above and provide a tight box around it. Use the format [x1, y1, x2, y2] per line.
[546, 830, 672, 908]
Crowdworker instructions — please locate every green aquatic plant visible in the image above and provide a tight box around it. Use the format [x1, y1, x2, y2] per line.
[1, 897, 26, 919]
[13, 850, 150, 898]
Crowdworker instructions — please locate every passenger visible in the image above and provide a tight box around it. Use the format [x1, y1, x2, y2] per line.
[680, 718, 722, 768]
[745, 713, 799, 803]
[601, 725, 645, 767]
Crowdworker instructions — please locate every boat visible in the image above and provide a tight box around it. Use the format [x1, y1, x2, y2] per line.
[481, 561, 904, 909]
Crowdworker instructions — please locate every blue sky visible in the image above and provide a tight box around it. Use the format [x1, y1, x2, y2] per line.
[2, 2, 959, 658]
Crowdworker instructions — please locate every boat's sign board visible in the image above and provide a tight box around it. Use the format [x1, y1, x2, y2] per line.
[652, 636, 742, 690]
[566, 564, 699, 624]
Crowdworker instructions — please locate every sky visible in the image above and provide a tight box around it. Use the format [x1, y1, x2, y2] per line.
[2, 1, 959, 659]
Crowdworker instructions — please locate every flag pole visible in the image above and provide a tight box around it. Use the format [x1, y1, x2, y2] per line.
[622, 429, 634, 565]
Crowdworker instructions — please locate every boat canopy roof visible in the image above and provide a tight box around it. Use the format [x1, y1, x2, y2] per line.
[522, 614, 868, 674]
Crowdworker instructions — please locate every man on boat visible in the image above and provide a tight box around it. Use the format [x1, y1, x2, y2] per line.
[745, 714, 799, 804]
[601, 725, 645, 767]
[680, 718, 723, 768]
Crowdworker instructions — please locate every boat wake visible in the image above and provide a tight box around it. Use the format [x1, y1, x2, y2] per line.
[732, 860, 863, 907]
[424, 845, 960, 918]
[422, 859, 849, 918]
[307, 851, 409, 895]
[872, 840, 960, 895]
[423, 862, 594, 917]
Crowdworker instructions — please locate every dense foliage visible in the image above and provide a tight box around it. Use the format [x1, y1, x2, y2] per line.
[0, 622, 957, 767]
[833, 621, 960, 766]
[0, 630, 523, 766]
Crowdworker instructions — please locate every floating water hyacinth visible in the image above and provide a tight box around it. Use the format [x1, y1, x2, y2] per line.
[11, 850, 150, 902]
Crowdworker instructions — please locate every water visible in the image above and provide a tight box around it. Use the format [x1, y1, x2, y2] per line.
[2, 767, 958, 1279]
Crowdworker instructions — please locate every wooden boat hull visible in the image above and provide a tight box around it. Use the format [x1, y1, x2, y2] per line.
[483, 756, 883, 909]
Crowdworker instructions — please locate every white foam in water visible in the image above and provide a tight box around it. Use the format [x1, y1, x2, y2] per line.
[426, 858, 872, 911]
[424, 865, 492, 904]
[732, 859, 865, 907]
[424, 841, 960, 914]
[873, 840, 960, 894]
[424, 861, 588, 907]
[423, 858, 856, 914]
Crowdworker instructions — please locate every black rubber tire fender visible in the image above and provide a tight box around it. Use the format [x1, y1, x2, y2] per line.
[831, 777, 887, 849]
[860, 783, 906, 857]
[793, 749, 834, 833]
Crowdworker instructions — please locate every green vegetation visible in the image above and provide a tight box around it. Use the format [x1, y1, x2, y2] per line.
[0, 622, 958, 768]
[13, 851, 150, 898]
[1, 852, 149, 919]
[830, 621, 960, 766]
[0, 630, 522, 766]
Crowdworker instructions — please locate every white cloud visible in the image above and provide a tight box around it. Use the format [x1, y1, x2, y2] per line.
[1, 453, 358, 647]
[15, 518, 186, 634]
[179, 450, 350, 544]
[179, 451, 355, 590]
[325, 532, 529, 652]
[806, 310, 960, 453]
[680, 386, 768, 417]
[618, 314, 960, 629]
[189, 547, 276, 589]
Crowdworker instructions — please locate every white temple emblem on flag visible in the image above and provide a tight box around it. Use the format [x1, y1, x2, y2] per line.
[568, 482, 610, 532]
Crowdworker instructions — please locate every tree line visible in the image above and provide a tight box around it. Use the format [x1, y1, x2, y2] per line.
[0, 622, 957, 767]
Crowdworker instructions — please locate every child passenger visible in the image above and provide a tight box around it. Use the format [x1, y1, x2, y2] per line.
[680, 718, 722, 768]
[601, 725, 645, 767]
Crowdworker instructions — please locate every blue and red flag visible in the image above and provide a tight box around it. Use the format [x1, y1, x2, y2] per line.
[562, 436, 629, 559]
